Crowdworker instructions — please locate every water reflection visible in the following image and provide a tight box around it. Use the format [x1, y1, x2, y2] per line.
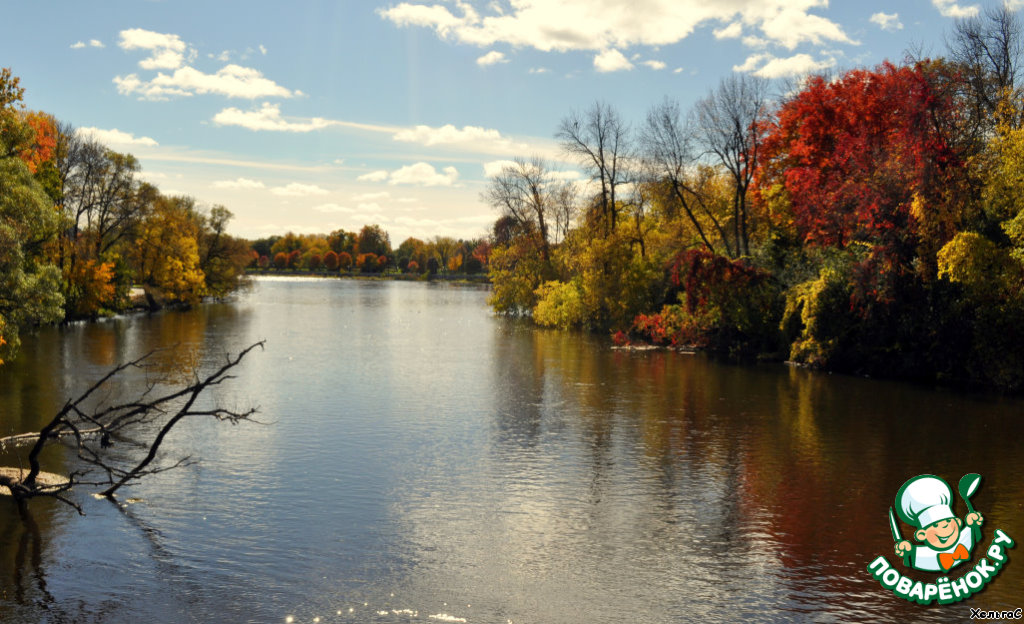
[0, 280, 1021, 623]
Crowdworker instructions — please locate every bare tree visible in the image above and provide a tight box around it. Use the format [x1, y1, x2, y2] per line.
[483, 157, 574, 261]
[0, 341, 264, 512]
[642, 98, 730, 255]
[693, 74, 770, 257]
[947, 4, 1023, 127]
[556, 102, 632, 237]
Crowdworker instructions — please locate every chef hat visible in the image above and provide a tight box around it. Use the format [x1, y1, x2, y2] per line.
[896, 475, 956, 529]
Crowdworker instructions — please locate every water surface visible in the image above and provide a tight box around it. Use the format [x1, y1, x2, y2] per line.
[1, 277, 1022, 623]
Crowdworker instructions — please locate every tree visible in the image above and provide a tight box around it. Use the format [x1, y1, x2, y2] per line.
[273, 252, 287, 269]
[692, 74, 770, 257]
[0, 342, 264, 510]
[0, 69, 64, 363]
[556, 101, 632, 236]
[482, 157, 573, 262]
[643, 99, 729, 254]
[337, 251, 352, 271]
[323, 250, 339, 271]
[129, 195, 206, 304]
[947, 4, 1023, 130]
[356, 224, 391, 257]
[758, 62, 966, 269]
[198, 205, 251, 298]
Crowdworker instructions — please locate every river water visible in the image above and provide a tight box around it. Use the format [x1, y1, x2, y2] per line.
[1, 277, 1022, 623]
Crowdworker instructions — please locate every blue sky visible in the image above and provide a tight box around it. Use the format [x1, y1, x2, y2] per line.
[1, 0, 1010, 241]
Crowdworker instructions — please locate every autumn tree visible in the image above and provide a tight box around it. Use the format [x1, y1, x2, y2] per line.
[556, 101, 632, 237]
[758, 62, 966, 268]
[0, 68, 64, 363]
[356, 224, 391, 257]
[128, 195, 206, 305]
[692, 74, 770, 257]
[323, 250, 339, 271]
[197, 205, 252, 298]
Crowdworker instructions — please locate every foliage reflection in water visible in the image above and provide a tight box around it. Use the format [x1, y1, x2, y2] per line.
[0, 277, 1022, 623]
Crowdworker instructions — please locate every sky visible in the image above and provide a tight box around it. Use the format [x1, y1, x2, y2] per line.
[1, 0, 1015, 242]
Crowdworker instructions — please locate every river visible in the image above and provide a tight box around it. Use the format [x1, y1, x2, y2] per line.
[1, 277, 1022, 623]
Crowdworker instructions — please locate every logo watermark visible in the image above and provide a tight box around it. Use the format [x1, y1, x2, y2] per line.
[866, 473, 1015, 605]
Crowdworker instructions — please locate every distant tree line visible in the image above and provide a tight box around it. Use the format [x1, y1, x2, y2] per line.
[248, 225, 491, 277]
[484, 7, 1024, 391]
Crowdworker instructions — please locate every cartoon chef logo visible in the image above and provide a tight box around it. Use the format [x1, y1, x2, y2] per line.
[868, 472, 1015, 605]
[892, 474, 983, 573]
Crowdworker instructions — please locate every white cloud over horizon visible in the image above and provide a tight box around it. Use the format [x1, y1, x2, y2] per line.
[116, 64, 295, 101]
[76, 126, 159, 147]
[270, 182, 330, 196]
[733, 52, 834, 78]
[359, 163, 460, 187]
[379, 0, 854, 53]
[213, 177, 266, 189]
[213, 102, 333, 131]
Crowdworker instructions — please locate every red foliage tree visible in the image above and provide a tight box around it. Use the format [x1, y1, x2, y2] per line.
[758, 62, 966, 258]
[323, 250, 339, 271]
[337, 251, 352, 271]
[406, 260, 419, 273]
[308, 253, 322, 271]
[287, 249, 302, 269]
[258, 255, 270, 269]
[273, 252, 287, 269]
[376, 254, 388, 271]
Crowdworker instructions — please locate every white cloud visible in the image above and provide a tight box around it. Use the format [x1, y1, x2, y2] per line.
[388, 162, 459, 186]
[115, 64, 295, 101]
[352, 191, 391, 201]
[714, 22, 742, 39]
[212, 177, 265, 189]
[642, 60, 667, 70]
[932, 0, 979, 18]
[477, 50, 509, 66]
[380, 1, 853, 53]
[118, 28, 191, 70]
[72, 39, 105, 49]
[76, 126, 159, 147]
[259, 44, 268, 55]
[394, 123, 501, 146]
[594, 48, 633, 73]
[212, 102, 332, 131]
[734, 52, 834, 78]
[313, 203, 354, 213]
[483, 159, 517, 177]
[270, 183, 329, 196]
[529, 67, 550, 74]
[358, 170, 390, 182]
[870, 12, 903, 31]
[673, 67, 684, 73]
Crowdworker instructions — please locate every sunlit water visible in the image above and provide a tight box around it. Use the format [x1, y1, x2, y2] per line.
[1, 277, 1023, 623]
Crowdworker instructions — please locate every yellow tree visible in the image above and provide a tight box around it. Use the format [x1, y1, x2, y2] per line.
[130, 195, 205, 305]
